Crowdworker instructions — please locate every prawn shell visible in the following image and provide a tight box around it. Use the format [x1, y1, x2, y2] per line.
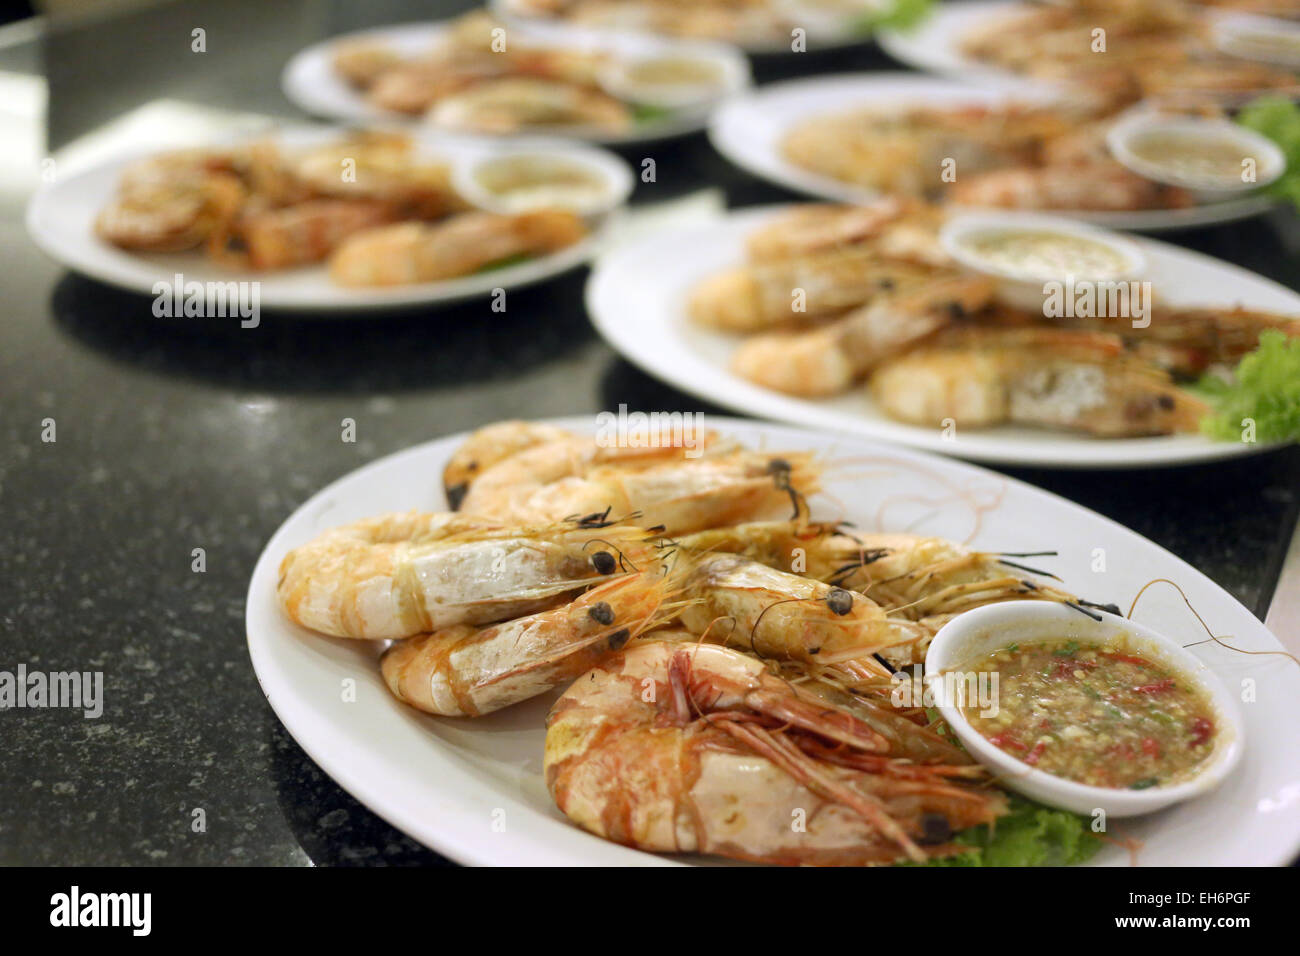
[276, 513, 651, 639]
[381, 571, 675, 716]
[678, 553, 909, 665]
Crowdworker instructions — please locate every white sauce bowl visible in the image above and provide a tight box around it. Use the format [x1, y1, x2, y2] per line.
[940, 212, 1147, 312]
[1213, 12, 1300, 68]
[924, 601, 1245, 818]
[597, 47, 749, 111]
[453, 144, 634, 219]
[1106, 114, 1286, 199]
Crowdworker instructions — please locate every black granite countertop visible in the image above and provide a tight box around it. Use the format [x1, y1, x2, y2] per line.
[1, 0, 1296, 866]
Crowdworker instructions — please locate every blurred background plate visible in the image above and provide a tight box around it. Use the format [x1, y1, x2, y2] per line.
[281, 18, 751, 145]
[587, 204, 1297, 468]
[708, 72, 1277, 232]
[25, 127, 623, 312]
[490, 0, 888, 55]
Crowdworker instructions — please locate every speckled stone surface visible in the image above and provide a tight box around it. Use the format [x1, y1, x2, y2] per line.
[1, 0, 1296, 866]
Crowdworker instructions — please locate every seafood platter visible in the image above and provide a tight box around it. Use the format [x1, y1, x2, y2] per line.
[27, 128, 632, 310]
[282, 11, 751, 143]
[247, 417, 1300, 866]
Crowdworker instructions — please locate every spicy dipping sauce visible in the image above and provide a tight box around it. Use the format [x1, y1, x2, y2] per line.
[962, 638, 1217, 789]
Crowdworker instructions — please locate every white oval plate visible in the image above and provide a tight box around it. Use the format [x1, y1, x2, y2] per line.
[489, 0, 883, 55]
[25, 127, 622, 312]
[708, 72, 1276, 232]
[282, 19, 751, 145]
[880, 0, 1300, 105]
[246, 416, 1300, 865]
[587, 205, 1298, 468]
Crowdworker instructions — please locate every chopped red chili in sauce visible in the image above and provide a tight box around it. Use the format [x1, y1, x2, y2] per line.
[962, 637, 1218, 789]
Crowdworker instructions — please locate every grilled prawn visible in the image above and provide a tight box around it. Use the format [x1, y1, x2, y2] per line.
[870, 328, 1209, 436]
[545, 641, 1005, 865]
[381, 571, 675, 716]
[328, 209, 586, 286]
[276, 513, 650, 639]
[729, 276, 995, 397]
[455, 430, 821, 536]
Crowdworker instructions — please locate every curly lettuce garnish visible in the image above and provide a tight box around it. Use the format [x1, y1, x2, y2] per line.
[854, 0, 934, 33]
[1196, 330, 1300, 443]
[1237, 96, 1300, 211]
[907, 797, 1104, 867]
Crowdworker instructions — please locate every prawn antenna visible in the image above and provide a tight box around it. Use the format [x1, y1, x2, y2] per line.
[827, 550, 891, 586]
[567, 505, 613, 528]
[1077, 599, 1122, 616]
[566, 507, 645, 530]
[767, 458, 809, 521]
[1130, 578, 1300, 667]
[650, 534, 685, 575]
[996, 558, 1062, 580]
[749, 590, 854, 658]
[1063, 600, 1103, 622]
[695, 614, 738, 649]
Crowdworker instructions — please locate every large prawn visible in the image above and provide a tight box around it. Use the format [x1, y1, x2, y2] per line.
[454, 427, 822, 536]
[545, 641, 1006, 865]
[871, 327, 1209, 436]
[674, 552, 915, 676]
[729, 276, 995, 398]
[328, 208, 586, 286]
[95, 149, 247, 253]
[276, 512, 652, 639]
[382, 571, 676, 716]
[672, 520, 1096, 669]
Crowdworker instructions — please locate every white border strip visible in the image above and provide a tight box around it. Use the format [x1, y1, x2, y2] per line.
[1265, 513, 1300, 654]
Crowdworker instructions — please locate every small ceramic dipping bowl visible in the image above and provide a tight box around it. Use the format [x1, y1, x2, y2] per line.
[940, 212, 1147, 311]
[925, 601, 1244, 818]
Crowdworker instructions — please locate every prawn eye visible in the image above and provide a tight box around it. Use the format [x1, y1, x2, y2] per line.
[826, 588, 854, 616]
[918, 813, 952, 845]
[607, 628, 631, 650]
[588, 602, 615, 626]
[766, 458, 791, 475]
[445, 482, 468, 511]
[591, 550, 617, 575]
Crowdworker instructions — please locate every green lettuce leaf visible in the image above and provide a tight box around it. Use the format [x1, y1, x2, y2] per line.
[855, 0, 934, 33]
[1195, 330, 1300, 443]
[1237, 95, 1300, 211]
[904, 796, 1104, 867]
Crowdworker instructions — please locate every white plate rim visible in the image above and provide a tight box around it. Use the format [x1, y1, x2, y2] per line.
[245, 414, 1300, 866]
[585, 203, 1298, 468]
[24, 128, 626, 312]
[280, 19, 753, 146]
[707, 70, 1278, 232]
